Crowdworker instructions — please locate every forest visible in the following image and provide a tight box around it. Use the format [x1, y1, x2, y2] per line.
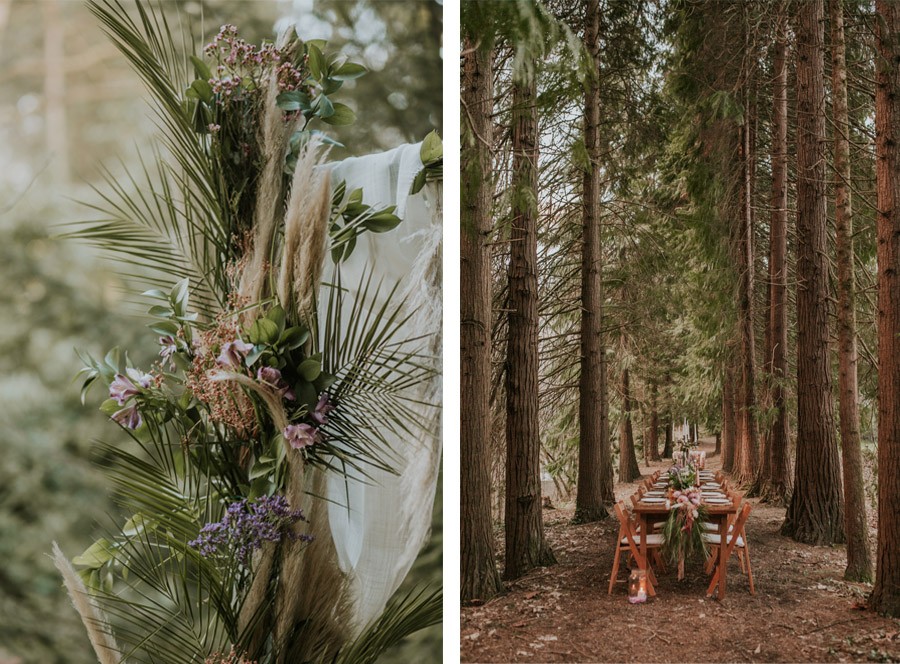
[460, 0, 900, 661]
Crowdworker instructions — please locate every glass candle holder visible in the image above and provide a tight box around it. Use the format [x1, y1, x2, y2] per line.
[628, 569, 648, 604]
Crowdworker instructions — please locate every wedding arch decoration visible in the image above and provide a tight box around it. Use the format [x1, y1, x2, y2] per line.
[51, 2, 442, 663]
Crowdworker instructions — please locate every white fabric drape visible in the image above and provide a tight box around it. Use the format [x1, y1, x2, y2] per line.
[319, 142, 442, 635]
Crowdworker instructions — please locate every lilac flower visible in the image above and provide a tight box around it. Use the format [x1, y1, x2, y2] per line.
[112, 403, 142, 430]
[216, 339, 254, 369]
[256, 366, 294, 400]
[109, 369, 152, 406]
[159, 336, 178, 365]
[283, 423, 319, 450]
[189, 495, 312, 564]
[310, 393, 334, 426]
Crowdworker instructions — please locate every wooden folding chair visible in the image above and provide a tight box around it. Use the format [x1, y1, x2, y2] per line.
[703, 502, 755, 595]
[608, 501, 663, 595]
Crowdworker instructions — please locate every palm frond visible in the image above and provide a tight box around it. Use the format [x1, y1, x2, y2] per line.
[318, 267, 438, 476]
[61, 0, 233, 315]
[334, 586, 442, 664]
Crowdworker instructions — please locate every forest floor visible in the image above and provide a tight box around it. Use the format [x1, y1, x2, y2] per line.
[461, 438, 900, 663]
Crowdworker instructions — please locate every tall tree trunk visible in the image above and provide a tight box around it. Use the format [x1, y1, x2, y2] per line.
[722, 359, 736, 473]
[782, 0, 845, 545]
[871, 0, 900, 617]
[735, 90, 759, 484]
[43, 0, 69, 183]
[618, 368, 641, 482]
[575, 0, 614, 522]
[761, 12, 793, 506]
[714, 432, 721, 456]
[460, 37, 502, 602]
[831, 0, 872, 582]
[648, 383, 661, 461]
[662, 419, 673, 459]
[504, 69, 555, 580]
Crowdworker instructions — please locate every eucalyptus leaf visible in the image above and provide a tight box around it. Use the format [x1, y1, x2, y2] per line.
[72, 538, 115, 568]
[332, 61, 367, 80]
[298, 358, 322, 381]
[322, 102, 356, 126]
[419, 130, 443, 164]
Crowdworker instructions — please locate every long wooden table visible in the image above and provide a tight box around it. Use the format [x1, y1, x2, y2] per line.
[631, 498, 739, 600]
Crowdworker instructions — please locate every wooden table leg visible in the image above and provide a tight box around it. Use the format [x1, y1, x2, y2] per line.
[705, 514, 728, 599]
[717, 515, 727, 600]
[639, 514, 656, 596]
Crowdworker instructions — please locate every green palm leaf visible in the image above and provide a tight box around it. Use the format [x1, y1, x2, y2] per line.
[334, 587, 442, 664]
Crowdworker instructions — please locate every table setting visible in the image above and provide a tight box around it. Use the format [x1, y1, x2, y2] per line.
[623, 458, 746, 601]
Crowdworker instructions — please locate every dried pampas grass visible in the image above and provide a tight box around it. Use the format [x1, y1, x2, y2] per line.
[238, 72, 292, 308]
[277, 140, 331, 327]
[51, 542, 121, 664]
[274, 467, 352, 663]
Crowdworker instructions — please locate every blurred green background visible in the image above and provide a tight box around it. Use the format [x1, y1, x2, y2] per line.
[0, 1, 442, 662]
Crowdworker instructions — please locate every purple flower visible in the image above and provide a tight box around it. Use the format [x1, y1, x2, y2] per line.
[111, 403, 142, 430]
[257, 366, 294, 400]
[216, 339, 254, 369]
[283, 423, 319, 450]
[159, 336, 178, 365]
[109, 369, 152, 406]
[310, 393, 334, 426]
[189, 495, 312, 564]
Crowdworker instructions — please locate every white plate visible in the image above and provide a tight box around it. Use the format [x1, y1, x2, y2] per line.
[640, 498, 666, 503]
[705, 498, 731, 505]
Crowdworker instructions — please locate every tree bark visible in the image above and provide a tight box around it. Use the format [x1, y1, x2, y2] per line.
[871, 0, 900, 617]
[460, 37, 502, 602]
[722, 359, 736, 473]
[782, 0, 845, 545]
[648, 383, 661, 461]
[504, 68, 555, 580]
[618, 368, 641, 483]
[735, 89, 759, 484]
[662, 419, 673, 459]
[760, 12, 793, 506]
[831, 0, 872, 582]
[575, 0, 614, 523]
[43, 0, 69, 183]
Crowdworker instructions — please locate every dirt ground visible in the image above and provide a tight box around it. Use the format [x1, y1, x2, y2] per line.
[461, 439, 900, 663]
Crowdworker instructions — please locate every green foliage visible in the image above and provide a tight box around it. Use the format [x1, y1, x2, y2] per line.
[659, 498, 710, 567]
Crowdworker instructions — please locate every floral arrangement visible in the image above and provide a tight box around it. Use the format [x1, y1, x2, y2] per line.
[667, 463, 696, 490]
[53, 3, 441, 663]
[660, 488, 710, 579]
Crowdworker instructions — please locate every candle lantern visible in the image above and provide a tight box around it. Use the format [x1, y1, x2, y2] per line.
[627, 569, 648, 604]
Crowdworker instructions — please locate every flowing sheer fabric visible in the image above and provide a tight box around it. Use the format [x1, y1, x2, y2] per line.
[320, 142, 442, 635]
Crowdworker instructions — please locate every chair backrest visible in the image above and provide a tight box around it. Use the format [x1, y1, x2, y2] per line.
[614, 501, 640, 554]
[729, 502, 752, 544]
[630, 493, 640, 508]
